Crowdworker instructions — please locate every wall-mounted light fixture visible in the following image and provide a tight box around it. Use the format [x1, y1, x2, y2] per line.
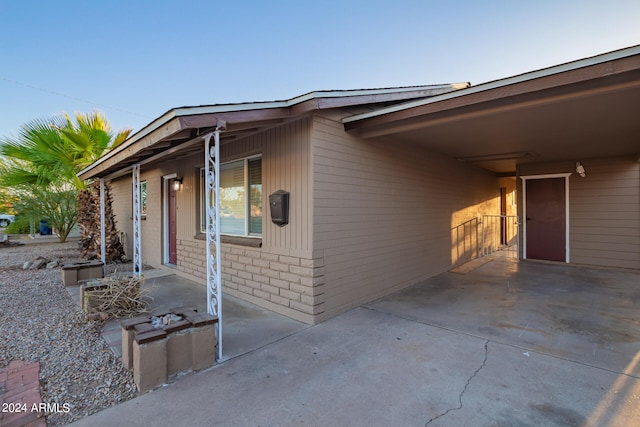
[172, 178, 183, 191]
[575, 162, 586, 178]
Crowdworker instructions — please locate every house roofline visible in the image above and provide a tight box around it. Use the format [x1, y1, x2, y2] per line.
[343, 44, 640, 124]
[78, 84, 467, 179]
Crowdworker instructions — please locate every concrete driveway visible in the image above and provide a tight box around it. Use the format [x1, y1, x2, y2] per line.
[71, 259, 640, 426]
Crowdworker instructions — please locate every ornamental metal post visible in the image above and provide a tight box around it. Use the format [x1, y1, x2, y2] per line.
[100, 178, 107, 275]
[132, 164, 143, 277]
[204, 131, 222, 360]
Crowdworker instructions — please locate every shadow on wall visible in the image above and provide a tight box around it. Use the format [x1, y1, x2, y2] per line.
[450, 196, 500, 266]
[450, 217, 481, 267]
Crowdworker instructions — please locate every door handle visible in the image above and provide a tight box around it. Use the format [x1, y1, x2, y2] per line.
[526, 217, 531, 221]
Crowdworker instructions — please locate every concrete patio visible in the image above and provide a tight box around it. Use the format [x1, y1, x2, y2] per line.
[70, 259, 640, 426]
[72, 268, 310, 362]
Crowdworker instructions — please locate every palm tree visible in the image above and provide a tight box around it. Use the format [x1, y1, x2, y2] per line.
[0, 111, 132, 242]
[1, 112, 131, 190]
[59, 111, 131, 176]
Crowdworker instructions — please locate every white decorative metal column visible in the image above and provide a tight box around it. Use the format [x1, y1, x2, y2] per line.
[99, 178, 107, 275]
[132, 164, 143, 277]
[204, 130, 223, 360]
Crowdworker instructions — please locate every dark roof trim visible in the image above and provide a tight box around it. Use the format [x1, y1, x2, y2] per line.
[78, 84, 467, 180]
[344, 45, 640, 137]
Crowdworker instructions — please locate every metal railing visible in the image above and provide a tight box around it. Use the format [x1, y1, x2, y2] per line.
[451, 217, 481, 266]
[482, 215, 519, 259]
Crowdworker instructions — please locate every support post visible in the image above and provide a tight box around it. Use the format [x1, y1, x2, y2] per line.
[99, 178, 107, 275]
[132, 164, 143, 277]
[204, 131, 222, 361]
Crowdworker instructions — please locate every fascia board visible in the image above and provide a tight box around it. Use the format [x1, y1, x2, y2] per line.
[343, 45, 640, 124]
[77, 83, 469, 179]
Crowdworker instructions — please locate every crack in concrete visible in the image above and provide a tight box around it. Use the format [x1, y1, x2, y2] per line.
[425, 340, 489, 426]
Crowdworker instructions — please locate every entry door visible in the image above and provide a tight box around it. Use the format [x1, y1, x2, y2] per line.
[525, 178, 566, 262]
[168, 178, 177, 264]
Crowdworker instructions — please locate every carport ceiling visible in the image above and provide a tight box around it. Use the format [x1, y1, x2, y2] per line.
[345, 49, 640, 174]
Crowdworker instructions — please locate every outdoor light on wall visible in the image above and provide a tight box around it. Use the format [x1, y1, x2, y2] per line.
[172, 178, 183, 191]
[576, 162, 586, 178]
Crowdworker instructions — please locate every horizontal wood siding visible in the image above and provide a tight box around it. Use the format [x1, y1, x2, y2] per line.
[518, 157, 640, 270]
[142, 158, 197, 267]
[109, 176, 132, 258]
[105, 119, 316, 322]
[220, 117, 312, 257]
[312, 115, 499, 320]
[259, 117, 312, 257]
[571, 157, 639, 269]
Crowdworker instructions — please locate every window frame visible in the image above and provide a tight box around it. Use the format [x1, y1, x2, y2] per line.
[139, 180, 147, 218]
[200, 154, 262, 237]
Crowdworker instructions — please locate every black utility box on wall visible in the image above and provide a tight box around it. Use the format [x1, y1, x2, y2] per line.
[269, 190, 289, 226]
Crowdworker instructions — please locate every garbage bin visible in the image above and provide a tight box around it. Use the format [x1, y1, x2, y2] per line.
[39, 219, 52, 235]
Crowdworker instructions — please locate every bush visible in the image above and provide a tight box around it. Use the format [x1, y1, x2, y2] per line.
[5, 215, 33, 234]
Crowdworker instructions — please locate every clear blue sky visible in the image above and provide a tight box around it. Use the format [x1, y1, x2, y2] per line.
[1, 0, 639, 138]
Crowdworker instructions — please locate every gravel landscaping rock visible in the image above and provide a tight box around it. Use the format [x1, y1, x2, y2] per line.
[0, 241, 137, 426]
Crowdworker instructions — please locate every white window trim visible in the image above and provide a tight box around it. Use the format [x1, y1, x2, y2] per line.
[201, 155, 262, 237]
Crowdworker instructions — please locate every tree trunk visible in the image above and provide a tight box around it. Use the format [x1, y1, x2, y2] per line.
[77, 181, 125, 262]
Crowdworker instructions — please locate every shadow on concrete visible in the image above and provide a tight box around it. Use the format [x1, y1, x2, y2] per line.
[366, 258, 640, 376]
[101, 269, 309, 361]
[70, 259, 640, 427]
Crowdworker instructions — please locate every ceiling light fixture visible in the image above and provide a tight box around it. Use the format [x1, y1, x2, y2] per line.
[456, 151, 534, 163]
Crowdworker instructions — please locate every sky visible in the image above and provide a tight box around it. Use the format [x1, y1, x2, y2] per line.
[1, 0, 639, 139]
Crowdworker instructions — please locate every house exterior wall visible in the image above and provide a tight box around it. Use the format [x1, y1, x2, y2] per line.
[109, 176, 133, 259]
[310, 114, 500, 321]
[108, 117, 322, 323]
[518, 156, 640, 270]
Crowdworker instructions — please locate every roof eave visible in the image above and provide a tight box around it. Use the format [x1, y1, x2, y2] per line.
[78, 84, 467, 180]
[343, 44, 640, 125]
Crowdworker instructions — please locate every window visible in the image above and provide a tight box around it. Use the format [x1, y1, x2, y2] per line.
[200, 156, 262, 236]
[132, 181, 147, 219]
[140, 181, 147, 216]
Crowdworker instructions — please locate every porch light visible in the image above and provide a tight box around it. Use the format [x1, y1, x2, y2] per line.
[576, 162, 586, 178]
[172, 178, 183, 191]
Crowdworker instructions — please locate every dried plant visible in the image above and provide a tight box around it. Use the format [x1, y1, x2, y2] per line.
[84, 275, 153, 318]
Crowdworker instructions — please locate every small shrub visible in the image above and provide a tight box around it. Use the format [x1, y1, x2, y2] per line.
[5, 215, 32, 234]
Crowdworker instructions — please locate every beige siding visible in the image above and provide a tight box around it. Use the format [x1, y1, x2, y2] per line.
[311, 115, 500, 320]
[215, 117, 313, 257]
[107, 118, 317, 322]
[109, 176, 132, 258]
[518, 157, 640, 270]
[254, 117, 312, 257]
[570, 157, 639, 269]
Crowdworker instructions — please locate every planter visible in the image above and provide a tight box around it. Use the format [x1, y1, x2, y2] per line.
[120, 308, 218, 392]
[61, 261, 104, 286]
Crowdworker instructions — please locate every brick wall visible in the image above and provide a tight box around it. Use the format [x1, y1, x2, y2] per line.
[176, 239, 325, 323]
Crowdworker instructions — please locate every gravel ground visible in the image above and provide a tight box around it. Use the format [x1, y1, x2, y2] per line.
[0, 241, 137, 426]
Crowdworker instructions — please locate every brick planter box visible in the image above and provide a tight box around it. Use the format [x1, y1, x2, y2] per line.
[120, 308, 218, 392]
[61, 261, 104, 286]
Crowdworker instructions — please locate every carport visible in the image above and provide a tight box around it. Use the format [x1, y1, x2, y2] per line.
[345, 45, 640, 270]
[368, 258, 640, 377]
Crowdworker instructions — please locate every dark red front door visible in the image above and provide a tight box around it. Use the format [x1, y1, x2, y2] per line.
[526, 178, 566, 262]
[168, 179, 177, 264]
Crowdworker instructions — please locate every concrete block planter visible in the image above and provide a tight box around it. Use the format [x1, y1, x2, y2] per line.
[133, 329, 168, 392]
[61, 261, 104, 286]
[120, 308, 218, 392]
